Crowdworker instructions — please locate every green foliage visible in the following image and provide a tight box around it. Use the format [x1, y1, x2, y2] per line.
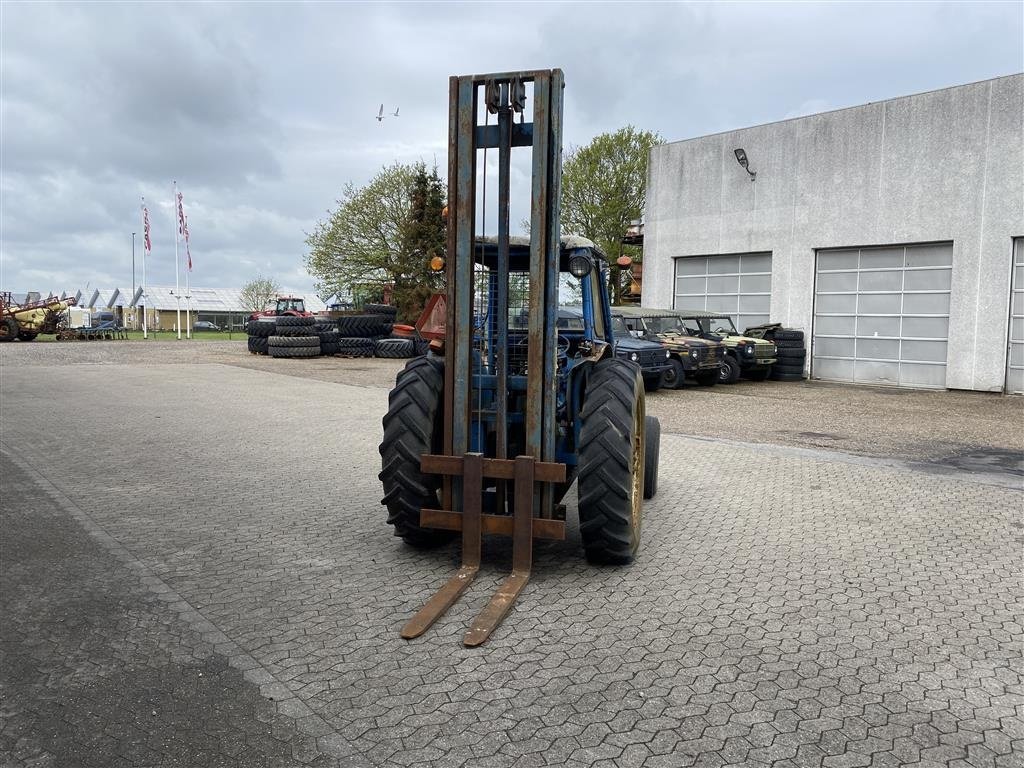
[305, 162, 446, 323]
[560, 126, 662, 304]
[239, 275, 282, 313]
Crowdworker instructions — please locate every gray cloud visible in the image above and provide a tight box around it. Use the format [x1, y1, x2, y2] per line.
[2, 1, 1021, 298]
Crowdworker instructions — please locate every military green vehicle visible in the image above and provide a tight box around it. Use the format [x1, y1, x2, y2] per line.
[612, 306, 726, 388]
[672, 309, 777, 383]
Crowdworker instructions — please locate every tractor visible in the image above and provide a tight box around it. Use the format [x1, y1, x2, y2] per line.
[0, 292, 77, 341]
[249, 295, 311, 321]
[378, 69, 660, 646]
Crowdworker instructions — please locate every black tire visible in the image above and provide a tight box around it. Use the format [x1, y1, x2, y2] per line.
[268, 335, 320, 348]
[336, 337, 376, 357]
[643, 374, 662, 393]
[694, 370, 718, 386]
[318, 328, 340, 343]
[276, 315, 315, 327]
[774, 338, 806, 349]
[321, 342, 339, 356]
[413, 338, 430, 356]
[336, 314, 392, 338]
[17, 331, 38, 341]
[643, 416, 660, 500]
[274, 324, 318, 337]
[0, 317, 18, 341]
[661, 358, 686, 390]
[246, 320, 276, 337]
[378, 357, 456, 548]
[252, 336, 269, 355]
[269, 345, 320, 358]
[773, 329, 804, 342]
[364, 303, 398, 319]
[375, 338, 415, 359]
[770, 371, 805, 382]
[719, 356, 741, 384]
[743, 368, 771, 381]
[776, 348, 806, 360]
[578, 359, 645, 565]
[772, 363, 805, 375]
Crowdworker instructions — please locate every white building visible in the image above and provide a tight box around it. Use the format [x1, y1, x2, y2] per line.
[643, 74, 1024, 393]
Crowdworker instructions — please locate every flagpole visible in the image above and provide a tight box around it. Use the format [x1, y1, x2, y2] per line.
[173, 181, 181, 340]
[185, 255, 191, 339]
[141, 197, 148, 339]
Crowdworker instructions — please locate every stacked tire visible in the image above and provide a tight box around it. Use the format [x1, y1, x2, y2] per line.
[269, 316, 320, 359]
[770, 329, 806, 381]
[246, 318, 276, 355]
[334, 304, 424, 360]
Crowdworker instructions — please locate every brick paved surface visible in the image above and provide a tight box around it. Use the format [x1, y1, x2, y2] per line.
[1, 358, 1022, 767]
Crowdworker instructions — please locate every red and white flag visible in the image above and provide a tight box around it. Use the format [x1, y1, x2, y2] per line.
[176, 190, 192, 271]
[141, 198, 152, 253]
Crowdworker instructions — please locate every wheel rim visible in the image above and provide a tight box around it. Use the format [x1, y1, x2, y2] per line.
[718, 363, 729, 382]
[630, 399, 643, 545]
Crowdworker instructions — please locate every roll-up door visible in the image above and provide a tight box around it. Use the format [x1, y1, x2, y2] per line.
[1007, 238, 1024, 395]
[673, 252, 772, 331]
[813, 242, 952, 388]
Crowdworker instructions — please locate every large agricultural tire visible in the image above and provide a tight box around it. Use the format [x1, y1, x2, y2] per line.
[378, 356, 456, 548]
[247, 320, 276, 337]
[274, 324, 318, 337]
[0, 318, 17, 341]
[643, 374, 662, 393]
[577, 358, 646, 565]
[269, 345, 320, 358]
[364, 303, 398, 319]
[661, 358, 686, 390]
[413, 338, 430, 357]
[719, 356, 741, 384]
[776, 348, 807, 361]
[276, 315, 315, 327]
[247, 336, 269, 355]
[775, 338, 806, 350]
[321, 341, 340, 356]
[773, 329, 804, 342]
[743, 368, 771, 381]
[269, 335, 320, 348]
[336, 314, 391, 338]
[375, 338, 416, 359]
[17, 331, 38, 341]
[336, 337, 375, 357]
[643, 416, 660, 500]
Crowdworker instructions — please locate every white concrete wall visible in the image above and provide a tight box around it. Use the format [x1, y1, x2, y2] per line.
[644, 74, 1024, 392]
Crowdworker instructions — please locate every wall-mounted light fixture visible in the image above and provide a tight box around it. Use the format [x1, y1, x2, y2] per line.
[734, 148, 756, 181]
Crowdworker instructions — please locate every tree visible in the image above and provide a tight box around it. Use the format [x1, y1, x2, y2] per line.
[239, 275, 282, 313]
[305, 162, 446, 323]
[560, 126, 662, 304]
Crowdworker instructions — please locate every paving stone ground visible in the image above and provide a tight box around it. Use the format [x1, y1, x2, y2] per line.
[0, 351, 1021, 768]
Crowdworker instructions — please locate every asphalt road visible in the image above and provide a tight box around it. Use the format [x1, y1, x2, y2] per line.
[1, 340, 1021, 768]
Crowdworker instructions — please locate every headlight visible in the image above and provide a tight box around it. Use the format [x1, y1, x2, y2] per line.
[665, 349, 671, 359]
[745, 345, 754, 355]
[772, 345, 778, 354]
[567, 249, 594, 278]
[630, 352, 639, 362]
[689, 349, 699, 359]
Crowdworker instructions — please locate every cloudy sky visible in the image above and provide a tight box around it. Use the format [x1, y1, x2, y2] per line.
[2, 1, 1021, 298]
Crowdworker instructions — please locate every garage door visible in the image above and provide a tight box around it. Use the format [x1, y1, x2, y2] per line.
[1007, 238, 1024, 395]
[813, 242, 952, 388]
[673, 252, 772, 331]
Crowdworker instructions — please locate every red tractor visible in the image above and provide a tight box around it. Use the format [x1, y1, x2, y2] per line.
[249, 295, 312, 321]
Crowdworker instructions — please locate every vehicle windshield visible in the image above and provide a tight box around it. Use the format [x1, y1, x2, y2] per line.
[609, 316, 631, 336]
[642, 315, 687, 334]
[279, 299, 305, 312]
[698, 316, 738, 336]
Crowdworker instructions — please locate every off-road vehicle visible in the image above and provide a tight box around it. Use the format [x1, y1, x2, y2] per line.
[672, 309, 777, 383]
[613, 306, 726, 388]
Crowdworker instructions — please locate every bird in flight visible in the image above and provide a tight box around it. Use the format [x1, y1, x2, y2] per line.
[376, 104, 385, 122]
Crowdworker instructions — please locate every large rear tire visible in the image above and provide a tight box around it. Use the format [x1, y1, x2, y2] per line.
[0, 318, 17, 341]
[577, 359, 645, 565]
[378, 357, 456, 548]
[643, 416, 660, 500]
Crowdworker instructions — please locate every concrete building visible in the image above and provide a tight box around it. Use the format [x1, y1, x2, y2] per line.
[644, 74, 1024, 393]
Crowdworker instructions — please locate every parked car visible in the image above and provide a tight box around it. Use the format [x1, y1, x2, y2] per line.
[613, 306, 726, 388]
[192, 321, 220, 332]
